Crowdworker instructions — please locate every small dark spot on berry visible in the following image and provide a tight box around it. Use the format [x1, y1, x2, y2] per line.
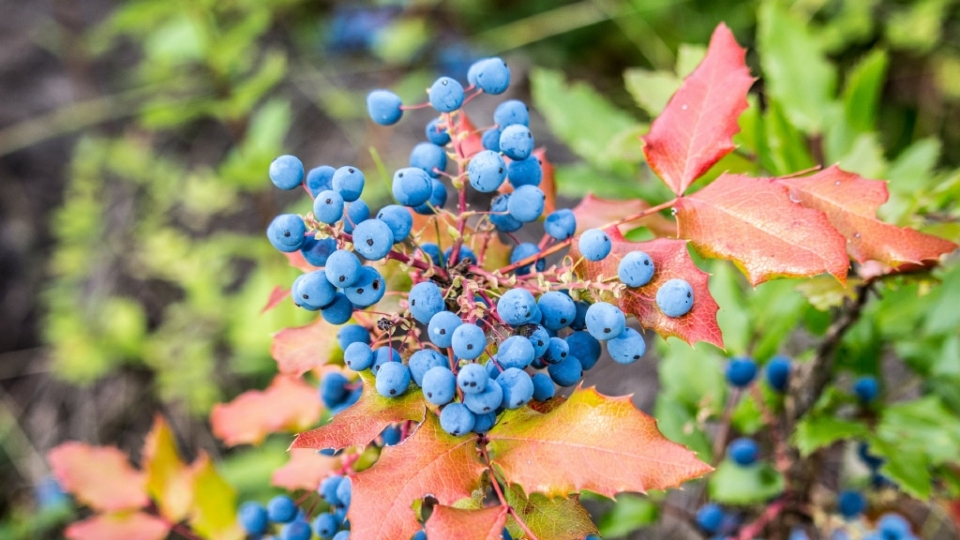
[442, 79, 448, 85]
[560, 318, 567, 323]
[644, 260, 649, 265]
[356, 288, 364, 294]
[339, 276, 345, 282]
[561, 352, 567, 358]
[633, 355, 640, 359]
[284, 231, 291, 237]
[498, 167, 503, 173]
[439, 329, 446, 335]
[427, 392, 433, 397]
[348, 168, 355, 173]
[467, 344, 473, 350]
[399, 172, 404, 177]
[366, 238, 374, 246]
[325, 198, 332, 204]
[604, 328, 611, 333]
[411, 299, 416, 305]
[537, 340, 543, 346]
[686, 292, 691, 298]
[527, 132, 532, 138]
[302, 294, 309, 299]
[372, 280, 380, 290]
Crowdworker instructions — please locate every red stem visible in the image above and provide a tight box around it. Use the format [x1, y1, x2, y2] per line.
[736, 499, 785, 540]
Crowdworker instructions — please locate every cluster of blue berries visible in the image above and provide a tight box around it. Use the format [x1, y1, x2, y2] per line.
[238, 486, 352, 540]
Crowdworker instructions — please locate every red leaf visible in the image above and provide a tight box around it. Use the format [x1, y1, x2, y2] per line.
[261, 286, 291, 314]
[347, 414, 485, 540]
[675, 173, 850, 285]
[452, 112, 484, 160]
[290, 372, 426, 452]
[272, 449, 339, 491]
[48, 443, 148, 512]
[284, 251, 317, 272]
[211, 375, 321, 446]
[271, 317, 340, 376]
[425, 505, 507, 540]
[65, 512, 169, 540]
[641, 23, 754, 195]
[571, 194, 676, 237]
[775, 166, 957, 267]
[487, 387, 712, 498]
[571, 230, 723, 349]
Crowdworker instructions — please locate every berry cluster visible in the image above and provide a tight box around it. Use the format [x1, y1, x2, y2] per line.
[238, 485, 352, 540]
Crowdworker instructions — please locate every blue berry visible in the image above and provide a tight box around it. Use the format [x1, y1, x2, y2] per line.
[498, 289, 538, 326]
[409, 142, 448, 178]
[507, 156, 542, 187]
[507, 185, 545, 223]
[267, 214, 307, 253]
[544, 209, 576, 241]
[344, 342, 374, 371]
[837, 490, 865, 518]
[489, 193, 522, 233]
[656, 278, 694, 317]
[270, 155, 305, 190]
[381, 425, 402, 446]
[467, 57, 491, 85]
[376, 361, 411, 397]
[618, 251, 655, 287]
[290, 275, 321, 312]
[413, 178, 448, 214]
[499, 124, 534, 160]
[267, 495, 298, 523]
[409, 281, 445, 324]
[585, 302, 626, 341]
[377, 205, 413, 243]
[352, 219, 394, 261]
[343, 200, 370, 234]
[320, 373, 351, 409]
[428, 311, 462, 348]
[531, 373, 555, 401]
[420, 243, 443, 266]
[542, 336, 569, 364]
[306, 165, 335, 198]
[301, 236, 337, 267]
[496, 335, 535, 369]
[509, 243, 544, 276]
[765, 355, 791, 392]
[858, 442, 884, 469]
[726, 357, 757, 388]
[367, 89, 403, 125]
[463, 378, 503, 414]
[473, 58, 511, 94]
[313, 190, 345, 225]
[472, 412, 497, 433]
[429, 76, 465, 112]
[877, 513, 911, 537]
[392, 167, 433, 206]
[467, 150, 507, 193]
[728, 437, 759, 466]
[281, 520, 312, 540]
[409, 349, 448, 386]
[313, 513, 339, 539]
[319, 475, 344, 505]
[570, 301, 589, 330]
[566, 331, 602, 370]
[605, 327, 644, 365]
[343, 266, 385, 307]
[453, 324, 486, 360]
[238, 502, 269, 535]
[321, 293, 354, 325]
[578, 229, 611, 261]
[548, 354, 583, 387]
[457, 362, 488, 394]
[325, 249, 362, 287]
[440, 403, 476, 436]
[332, 166, 365, 202]
[481, 128, 501, 152]
[854, 376, 879, 403]
[335, 477, 352, 508]
[294, 271, 337, 310]
[444, 245, 477, 266]
[538, 291, 576, 331]
[497, 368, 534, 409]
[425, 118, 451, 145]
[695, 504, 724, 533]
[494, 99, 529, 127]
[333, 531, 350, 540]
[422, 366, 456, 405]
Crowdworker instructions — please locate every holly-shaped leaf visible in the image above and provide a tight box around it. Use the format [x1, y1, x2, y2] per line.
[487, 387, 712, 498]
[272, 449, 340, 491]
[142, 416, 193, 521]
[504, 485, 598, 540]
[642, 23, 754, 195]
[48, 442, 148, 512]
[571, 194, 675, 237]
[211, 375, 321, 446]
[675, 173, 850, 285]
[270, 317, 340, 376]
[347, 414, 485, 539]
[571, 230, 723, 348]
[425, 505, 507, 540]
[775, 166, 957, 267]
[65, 512, 169, 540]
[189, 453, 244, 540]
[290, 372, 425, 452]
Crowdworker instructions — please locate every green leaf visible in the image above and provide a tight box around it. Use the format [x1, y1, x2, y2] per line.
[653, 394, 713, 462]
[371, 18, 431, 64]
[876, 396, 960, 467]
[762, 100, 815, 176]
[758, 1, 836, 134]
[870, 438, 932, 499]
[835, 133, 887, 179]
[793, 415, 868, 457]
[708, 262, 750, 356]
[731, 391, 765, 435]
[657, 338, 726, 413]
[749, 279, 809, 360]
[924, 263, 960, 336]
[708, 461, 784, 505]
[842, 49, 888, 134]
[504, 485, 597, 540]
[597, 494, 659, 538]
[554, 164, 644, 199]
[624, 69, 679, 117]
[675, 44, 707, 78]
[885, 0, 950, 54]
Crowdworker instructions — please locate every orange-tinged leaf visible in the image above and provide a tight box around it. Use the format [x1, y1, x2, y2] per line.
[425, 505, 507, 540]
[272, 449, 340, 491]
[261, 285, 291, 314]
[284, 251, 317, 272]
[487, 387, 712, 498]
[189, 453, 244, 540]
[348, 414, 485, 540]
[65, 512, 169, 540]
[571, 231, 723, 348]
[775, 166, 957, 267]
[48, 442, 147, 512]
[675, 173, 849, 285]
[211, 375, 321, 446]
[142, 416, 193, 522]
[642, 23, 754, 195]
[571, 194, 675, 237]
[271, 317, 339, 376]
[291, 372, 425, 451]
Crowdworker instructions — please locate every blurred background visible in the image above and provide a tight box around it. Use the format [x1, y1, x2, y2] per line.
[3, 0, 960, 537]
